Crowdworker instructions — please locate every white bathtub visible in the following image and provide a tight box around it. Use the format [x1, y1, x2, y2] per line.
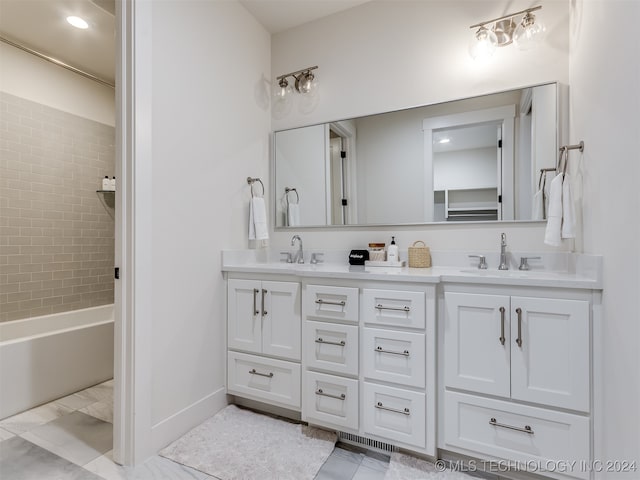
[0, 304, 114, 419]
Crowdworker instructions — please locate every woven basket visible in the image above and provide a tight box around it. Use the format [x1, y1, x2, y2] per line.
[408, 240, 431, 268]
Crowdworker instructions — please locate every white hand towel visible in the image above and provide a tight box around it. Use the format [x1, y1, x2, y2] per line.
[249, 197, 269, 241]
[532, 188, 544, 221]
[544, 173, 564, 246]
[561, 173, 576, 238]
[287, 203, 300, 226]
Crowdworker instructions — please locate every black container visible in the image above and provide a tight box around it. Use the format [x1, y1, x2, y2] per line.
[348, 250, 369, 265]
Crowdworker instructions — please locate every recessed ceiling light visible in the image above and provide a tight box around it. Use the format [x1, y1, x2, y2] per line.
[66, 16, 89, 29]
[439, 138, 451, 144]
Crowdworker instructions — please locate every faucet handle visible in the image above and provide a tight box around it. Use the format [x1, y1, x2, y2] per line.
[468, 255, 488, 269]
[280, 252, 293, 263]
[519, 256, 541, 271]
[310, 252, 324, 264]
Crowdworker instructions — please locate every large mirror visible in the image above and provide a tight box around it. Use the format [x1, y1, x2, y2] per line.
[274, 82, 561, 228]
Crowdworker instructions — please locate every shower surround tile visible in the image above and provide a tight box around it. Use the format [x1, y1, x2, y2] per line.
[0, 91, 115, 322]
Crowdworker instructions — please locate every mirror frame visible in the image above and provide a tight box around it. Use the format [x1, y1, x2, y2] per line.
[272, 81, 566, 230]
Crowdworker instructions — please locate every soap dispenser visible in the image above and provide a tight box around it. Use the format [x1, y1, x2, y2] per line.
[387, 236, 399, 262]
[102, 176, 110, 190]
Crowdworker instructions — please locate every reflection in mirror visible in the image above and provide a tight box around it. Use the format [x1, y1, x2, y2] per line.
[274, 82, 559, 228]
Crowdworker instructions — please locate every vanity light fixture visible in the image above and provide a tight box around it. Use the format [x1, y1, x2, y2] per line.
[66, 15, 89, 29]
[469, 5, 545, 60]
[274, 66, 318, 100]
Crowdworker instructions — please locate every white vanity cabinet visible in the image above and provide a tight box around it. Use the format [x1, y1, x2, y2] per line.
[443, 286, 594, 480]
[227, 277, 302, 409]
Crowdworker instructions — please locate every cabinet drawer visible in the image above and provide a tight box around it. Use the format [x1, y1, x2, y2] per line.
[361, 289, 425, 329]
[304, 320, 358, 376]
[362, 328, 425, 388]
[362, 382, 426, 449]
[304, 371, 358, 431]
[227, 351, 300, 410]
[305, 285, 359, 323]
[445, 391, 590, 480]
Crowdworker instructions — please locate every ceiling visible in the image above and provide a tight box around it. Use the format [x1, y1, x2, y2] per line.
[0, 0, 370, 88]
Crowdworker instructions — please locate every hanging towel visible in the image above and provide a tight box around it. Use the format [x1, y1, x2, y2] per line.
[544, 173, 564, 246]
[249, 197, 269, 240]
[287, 203, 300, 226]
[532, 188, 545, 220]
[561, 173, 575, 238]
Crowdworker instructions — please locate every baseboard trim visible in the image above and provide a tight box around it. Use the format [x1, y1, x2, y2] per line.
[151, 387, 227, 452]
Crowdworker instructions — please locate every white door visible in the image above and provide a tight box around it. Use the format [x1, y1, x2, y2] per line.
[510, 297, 590, 412]
[444, 292, 510, 397]
[228, 279, 262, 354]
[261, 281, 301, 360]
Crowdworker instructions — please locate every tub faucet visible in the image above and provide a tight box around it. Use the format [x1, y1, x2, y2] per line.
[498, 233, 509, 270]
[291, 235, 304, 264]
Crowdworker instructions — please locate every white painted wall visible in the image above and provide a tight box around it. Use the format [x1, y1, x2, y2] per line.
[434, 148, 497, 190]
[0, 42, 115, 126]
[569, 0, 640, 473]
[140, 0, 270, 451]
[270, 0, 570, 253]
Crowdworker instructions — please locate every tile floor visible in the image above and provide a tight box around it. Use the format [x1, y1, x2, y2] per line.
[0, 380, 390, 480]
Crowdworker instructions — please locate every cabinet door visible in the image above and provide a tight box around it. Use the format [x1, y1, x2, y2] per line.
[228, 279, 262, 354]
[262, 281, 301, 360]
[445, 292, 510, 397]
[511, 297, 590, 412]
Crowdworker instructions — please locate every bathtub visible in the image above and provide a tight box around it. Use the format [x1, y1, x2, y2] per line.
[0, 304, 114, 420]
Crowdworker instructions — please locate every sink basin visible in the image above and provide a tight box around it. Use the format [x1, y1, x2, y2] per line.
[458, 269, 564, 279]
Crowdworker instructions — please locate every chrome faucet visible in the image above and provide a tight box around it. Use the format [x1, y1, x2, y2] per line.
[291, 235, 304, 264]
[498, 233, 509, 270]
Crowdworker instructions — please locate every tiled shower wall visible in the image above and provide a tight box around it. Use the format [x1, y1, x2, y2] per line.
[0, 92, 115, 322]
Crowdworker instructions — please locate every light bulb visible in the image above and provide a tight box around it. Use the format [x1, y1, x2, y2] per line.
[66, 16, 89, 29]
[273, 77, 292, 101]
[295, 71, 317, 95]
[469, 26, 498, 60]
[513, 12, 546, 50]
[272, 77, 293, 118]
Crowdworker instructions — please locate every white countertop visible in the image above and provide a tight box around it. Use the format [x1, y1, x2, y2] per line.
[222, 250, 603, 290]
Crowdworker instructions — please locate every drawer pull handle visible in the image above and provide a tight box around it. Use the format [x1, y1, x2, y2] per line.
[489, 417, 534, 434]
[249, 368, 273, 378]
[515, 307, 523, 347]
[315, 389, 346, 400]
[499, 306, 506, 345]
[253, 289, 259, 316]
[315, 299, 346, 307]
[375, 304, 410, 312]
[261, 289, 268, 316]
[315, 337, 346, 347]
[376, 402, 410, 415]
[375, 346, 410, 356]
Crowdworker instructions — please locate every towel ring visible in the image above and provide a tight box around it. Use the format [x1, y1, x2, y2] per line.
[247, 177, 265, 198]
[285, 187, 299, 205]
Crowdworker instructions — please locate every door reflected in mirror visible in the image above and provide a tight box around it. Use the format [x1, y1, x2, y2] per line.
[274, 82, 560, 228]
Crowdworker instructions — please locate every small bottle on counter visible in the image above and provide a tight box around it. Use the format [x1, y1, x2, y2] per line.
[110, 176, 116, 191]
[387, 236, 399, 262]
[102, 176, 110, 190]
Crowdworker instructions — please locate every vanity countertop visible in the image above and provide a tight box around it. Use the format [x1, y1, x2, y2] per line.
[221, 250, 603, 290]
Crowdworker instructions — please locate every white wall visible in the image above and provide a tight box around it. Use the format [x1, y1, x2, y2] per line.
[0, 42, 115, 126]
[270, 0, 571, 253]
[569, 0, 640, 473]
[142, 0, 271, 450]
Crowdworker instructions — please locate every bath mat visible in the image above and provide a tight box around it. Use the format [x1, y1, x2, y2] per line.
[160, 404, 337, 480]
[384, 452, 475, 480]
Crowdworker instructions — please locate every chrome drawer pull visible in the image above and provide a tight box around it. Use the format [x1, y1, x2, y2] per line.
[489, 417, 534, 434]
[515, 307, 523, 347]
[375, 346, 410, 356]
[253, 288, 259, 316]
[375, 304, 410, 312]
[499, 306, 506, 345]
[315, 337, 346, 347]
[315, 299, 346, 307]
[375, 402, 410, 415]
[249, 368, 273, 378]
[315, 389, 346, 400]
